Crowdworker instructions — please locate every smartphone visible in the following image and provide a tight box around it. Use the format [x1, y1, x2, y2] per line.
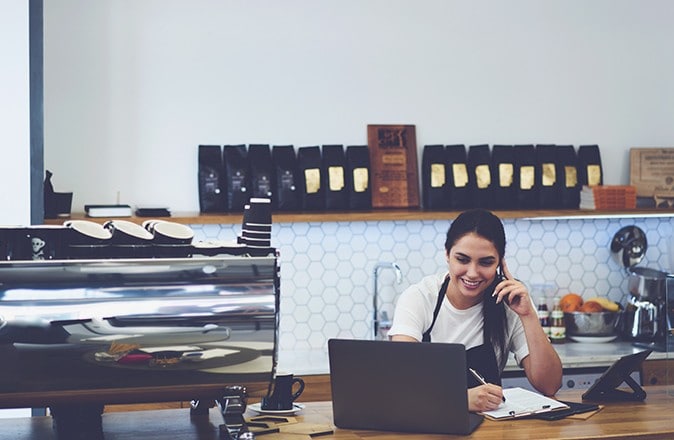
[497, 261, 507, 281]
[493, 261, 508, 304]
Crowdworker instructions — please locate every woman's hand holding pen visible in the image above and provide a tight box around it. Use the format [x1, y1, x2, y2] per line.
[468, 368, 505, 412]
[467, 383, 505, 412]
[492, 259, 536, 318]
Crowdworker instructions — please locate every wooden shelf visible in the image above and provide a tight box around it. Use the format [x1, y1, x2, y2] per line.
[43, 208, 674, 226]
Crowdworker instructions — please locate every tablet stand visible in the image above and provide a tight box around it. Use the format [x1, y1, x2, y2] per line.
[582, 374, 647, 401]
[581, 349, 652, 402]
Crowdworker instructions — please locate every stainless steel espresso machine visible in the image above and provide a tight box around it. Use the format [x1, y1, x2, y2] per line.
[0, 255, 280, 439]
[612, 226, 672, 351]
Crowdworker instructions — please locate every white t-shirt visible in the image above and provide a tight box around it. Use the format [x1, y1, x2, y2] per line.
[388, 272, 530, 371]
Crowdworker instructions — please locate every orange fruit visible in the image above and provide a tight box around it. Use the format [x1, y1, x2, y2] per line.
[580, 300, 604, 313]
[560, 293, 583, 312]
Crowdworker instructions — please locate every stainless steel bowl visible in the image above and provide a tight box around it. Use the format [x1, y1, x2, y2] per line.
[564, 311, 621, 337]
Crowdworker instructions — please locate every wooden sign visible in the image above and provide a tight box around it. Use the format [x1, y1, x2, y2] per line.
[630, 147, 674, 195]
[367, 124, 420, 208]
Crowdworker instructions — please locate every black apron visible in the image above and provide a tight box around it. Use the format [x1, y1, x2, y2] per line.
[421, 276, 502, 388]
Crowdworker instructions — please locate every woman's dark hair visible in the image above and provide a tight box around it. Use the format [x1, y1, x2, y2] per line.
[445, 209, 508, 364]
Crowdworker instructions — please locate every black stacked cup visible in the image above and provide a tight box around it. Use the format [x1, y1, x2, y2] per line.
[240, 198, 272, 252]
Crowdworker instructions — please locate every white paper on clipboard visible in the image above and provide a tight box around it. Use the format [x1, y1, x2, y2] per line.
[481, 387, 569, 420]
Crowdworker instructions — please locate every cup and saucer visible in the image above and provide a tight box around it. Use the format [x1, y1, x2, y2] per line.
[247, 402, 305, 416]
[248, 372, 305, 415]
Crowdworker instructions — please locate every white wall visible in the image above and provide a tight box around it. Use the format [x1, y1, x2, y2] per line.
[0, 1, 31, 224]
[44, 0, 674, 213]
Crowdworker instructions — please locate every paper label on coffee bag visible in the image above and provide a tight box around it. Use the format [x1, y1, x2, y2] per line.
[542, 163, 556, 186]
[353, 168, 368, 192]
[565, 166, 577, 188]
[520, 166, 534, 190]
[305, 169, 321, 194]
[431, 163, 445, 188]
[328, 166, 344, 191]
[453, 163, 468, 188]
[499, 163, 513, 187]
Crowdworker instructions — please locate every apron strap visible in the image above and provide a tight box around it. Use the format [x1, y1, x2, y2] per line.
[466, 343, 502, 386]
[422, 276, 450, 342]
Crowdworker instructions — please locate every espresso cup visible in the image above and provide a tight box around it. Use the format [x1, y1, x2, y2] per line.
[104, 220, 154, 258]
[104, 220, 153, 245]
[64, 220, 112, 259]
[151, 221, 194, 245]
[261, 373, 305, 411]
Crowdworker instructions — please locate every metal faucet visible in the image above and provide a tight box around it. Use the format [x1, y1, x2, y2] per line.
[373, 261, 403, 339]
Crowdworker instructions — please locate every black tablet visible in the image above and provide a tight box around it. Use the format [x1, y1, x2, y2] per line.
[581, 349, 652, 401]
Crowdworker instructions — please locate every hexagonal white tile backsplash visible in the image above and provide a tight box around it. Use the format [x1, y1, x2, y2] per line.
[190, 215, 674, 355]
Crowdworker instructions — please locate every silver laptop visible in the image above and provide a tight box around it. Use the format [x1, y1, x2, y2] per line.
[328, 339, 483, 435]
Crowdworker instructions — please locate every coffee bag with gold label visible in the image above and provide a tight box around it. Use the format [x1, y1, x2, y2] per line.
[536, 144, 561, 209]
[578, 145, 603, 188]
[447, 144, 472, 210]
[514, 144, 538, 209]
[346, 145, 371, 210]
[491, 144, 515, 210]
[322, 145, 347, 210]
[468, 144, 493, 209]
[556, 145, 580, 209]
[297, 146, 324, 210]
[422, 145, 448, 210]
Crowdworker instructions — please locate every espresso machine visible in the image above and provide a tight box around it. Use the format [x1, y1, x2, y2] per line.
[611, 226, 672, 351]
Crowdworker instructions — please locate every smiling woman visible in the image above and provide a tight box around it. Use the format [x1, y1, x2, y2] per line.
[388, 209, 562, 413]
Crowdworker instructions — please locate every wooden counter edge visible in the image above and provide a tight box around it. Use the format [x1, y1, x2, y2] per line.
[44, 208, 674, 226]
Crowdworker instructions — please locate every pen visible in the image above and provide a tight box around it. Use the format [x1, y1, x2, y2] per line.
[469, 368, 506, 402]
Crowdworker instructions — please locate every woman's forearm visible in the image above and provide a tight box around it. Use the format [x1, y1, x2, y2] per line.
[520, 314, 563, 395]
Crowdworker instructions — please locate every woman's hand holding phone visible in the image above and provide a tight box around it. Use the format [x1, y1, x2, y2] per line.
[492, 259, 536, 317]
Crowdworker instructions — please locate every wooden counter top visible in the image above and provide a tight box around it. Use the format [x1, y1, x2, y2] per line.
[44, 208, 674, 226]
[1, 386, 672, 439]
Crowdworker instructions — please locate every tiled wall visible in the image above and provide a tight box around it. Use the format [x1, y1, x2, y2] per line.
[191, 214, 674, 355]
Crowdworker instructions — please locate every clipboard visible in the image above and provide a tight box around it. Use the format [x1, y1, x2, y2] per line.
[480, 387, 570, 420]
[532, 401, 601, 420]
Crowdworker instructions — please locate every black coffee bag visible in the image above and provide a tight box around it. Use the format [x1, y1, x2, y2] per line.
[513, 144, 538, 209]
[491, 145, 515, 210]
[198, 145, 225, 213]
[297, 146, 324, 210]
[248, 144, 273, 199]
[446, 144, 472, 210]
[271, 145, 300, 211]
[223, 144, 249, 212]
[422, 145, 448, 210]
[345, 145, 371, 210]
[578, 144, 603, 187]
[536, 144, 561, 209]
[322, 145, 348, 210]
[468, 144, 493, 209]
[556, 145, 580, 209]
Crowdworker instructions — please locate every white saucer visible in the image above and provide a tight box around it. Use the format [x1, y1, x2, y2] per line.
[569, 335, 618, 343]
[248, 402, 305, 416]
